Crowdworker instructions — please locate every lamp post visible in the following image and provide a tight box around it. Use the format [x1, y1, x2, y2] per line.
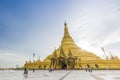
[33, 53, 35, 72]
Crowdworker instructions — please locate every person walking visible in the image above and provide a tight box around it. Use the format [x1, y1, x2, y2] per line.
[24, 68, 28, 78]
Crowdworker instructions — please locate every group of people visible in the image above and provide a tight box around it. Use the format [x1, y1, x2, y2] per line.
[85, 68, 92, 72]
[48, 67, 54, 72]
[23, 67, 93, 78]
[23, 67, 54, 78]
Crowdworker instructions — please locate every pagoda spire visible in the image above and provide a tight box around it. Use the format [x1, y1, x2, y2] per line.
[64, 22, 71, 38]
[61, 22, 74, 45]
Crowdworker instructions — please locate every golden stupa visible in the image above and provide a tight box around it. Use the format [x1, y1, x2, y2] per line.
[24, 22, 120, 69]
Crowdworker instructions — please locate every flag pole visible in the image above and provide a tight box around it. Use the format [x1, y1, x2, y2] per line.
[101, 47, 107, 59]
[101, 47, 110, 69]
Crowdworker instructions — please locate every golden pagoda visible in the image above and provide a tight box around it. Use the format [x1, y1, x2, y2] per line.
[24, 22, 120, 70]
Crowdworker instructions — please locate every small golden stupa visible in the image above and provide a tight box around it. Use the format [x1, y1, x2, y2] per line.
[24, 22, 120, 69]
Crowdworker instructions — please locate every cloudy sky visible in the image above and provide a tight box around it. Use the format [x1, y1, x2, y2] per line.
[0, 0, 120, 68]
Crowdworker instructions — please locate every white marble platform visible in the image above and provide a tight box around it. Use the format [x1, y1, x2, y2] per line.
[0, 70, 120, 80]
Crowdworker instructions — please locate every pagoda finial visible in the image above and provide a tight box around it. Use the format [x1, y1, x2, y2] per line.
[64, 21, 67, 27]
[64, 22, 70, 38]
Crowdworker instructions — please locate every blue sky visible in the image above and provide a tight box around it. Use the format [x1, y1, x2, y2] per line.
[0, 0, 120, 68]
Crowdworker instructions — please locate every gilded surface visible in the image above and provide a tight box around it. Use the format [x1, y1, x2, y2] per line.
[24, 23, 120, 69]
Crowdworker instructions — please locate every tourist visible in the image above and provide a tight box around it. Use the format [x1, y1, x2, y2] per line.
[33, 68, 35, 72]
[49, 68, 52, 72]
[90, 68, 92, 72]
[85, 68, 87, 72]
[49, 67, 54, 72]
[24, 68, 28, 78]
[88, 68, 92, 72]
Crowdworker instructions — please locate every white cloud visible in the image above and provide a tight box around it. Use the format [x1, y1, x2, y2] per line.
[67, 0, 120, 58]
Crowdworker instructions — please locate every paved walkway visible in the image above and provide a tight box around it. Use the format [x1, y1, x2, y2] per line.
[0, 70, 120, 80]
